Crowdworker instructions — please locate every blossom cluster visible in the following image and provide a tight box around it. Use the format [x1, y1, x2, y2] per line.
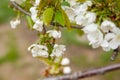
[62, 0, 94, 24]
[10, 0, 120, 76]
[10, 0, 71, 75]
[61, 58, 71, 74]
[63, 0, 120, 51]
[28, 0, 65, 58]
[29, 0, 43, 32]
[28, 0, 71, 75]
[10, 19, 21, 29]
[28, 43, 66, 58]
[83, 21, 120, 51]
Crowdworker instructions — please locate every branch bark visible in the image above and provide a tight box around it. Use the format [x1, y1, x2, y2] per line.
[10, 1, 31, 16]
[43, 64, 120, 80]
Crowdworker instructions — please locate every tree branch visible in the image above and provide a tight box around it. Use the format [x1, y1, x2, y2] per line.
[43, 64, 120, 80]
[111, 48, 119, 61]
[10, 1, 31, 16]
[9, 1, 83, 29]
[10, 1, 120, 80]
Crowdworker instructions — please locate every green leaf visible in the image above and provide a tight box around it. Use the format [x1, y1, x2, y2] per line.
[61, 1, 70, 7]
[115, 0, 120, 9]
[43, 7, 54, 26]
[38, 0, 47, 12]
[54, 10, 65, 26]
[77, 0, 86, 3]
[26, 16, 34, 29]
[21, 0, 33, 12]
[61, 8, 71, 29]
[94, 0, 105, 2]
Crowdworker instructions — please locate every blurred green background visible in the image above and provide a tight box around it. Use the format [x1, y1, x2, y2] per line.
[0, 0, 15, 24]
[0, 0, 120, 80]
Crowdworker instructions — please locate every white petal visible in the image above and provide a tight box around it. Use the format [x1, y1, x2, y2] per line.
[31, 14, 38, 22]
[102, 47, 111, 51]
[109, 39, 119, 49]
[61, 58, 70, 65]
[28, 44, 38, 51]
[28, 44, 49, 58]
[85, 12, 96, 24]
[33, 21, 43, 32]
[34, 0, 40, 6]
[30, 7, 38, 15]
[104, 33, 115, 41]
[10, 19, 21, 29]
[101, 40, 109, 48]
[100, 20, 116, 33]
[67, 0, 77, 6]
[47, 30, 61, 39]
[91, 42, 100, 48]
[50, 44, 66, 57]
[63, 67, 71, 74]
[78, 3, 88, 13]
[65, 8, 76, 22]
[75, 14, 85, 25]
[82, 23, 98, 33]
[87, 30, 103, 48]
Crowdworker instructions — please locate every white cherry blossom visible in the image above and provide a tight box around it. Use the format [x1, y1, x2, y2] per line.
[75, 14, 86, 26]
[82, 23, 103, 48]
[30, 13, 38, 22]
[10, 19, 21, 29]
[34, 0, 41, 6]
[79, 3, 88, 13]
[100, 27, 120, 50]
[74, 3, 88, 15]
[28, 44, 49, 58]
[61, 58, 70, 65]
[82, 23, 98, 33]
[63, 66, 71, 74]
[100, 33, 115, 51]
[67, 0, 77, 6]
[100, 20, 117, 33]
[75, 12, 96, 26]
[109, 31, 120, 49]
[50, 44, 66, 57]
[85, 12, 96, 25]
[33, 20, 43, 32]
[87, 29, 103, 48]
[29, 7, 39, 22]
[47, 30, 61, 39]
[30, 7, 38, 15]
[65, 7, 76, 22]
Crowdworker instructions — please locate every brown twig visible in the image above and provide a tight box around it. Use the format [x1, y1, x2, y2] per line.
[10, 1, 31, 16]
[10, 1, 83, 29]
[111, 47, 119, 61]
[43, 64, 120, 80]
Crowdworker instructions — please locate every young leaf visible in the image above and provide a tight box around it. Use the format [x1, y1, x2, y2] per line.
[43, 7, 54, 26]
[77, 0, 86, 3]
[61, 9, 71, 29]
[115, 0, 120, 9]
[61, 1, 70, 7]
[54, 10, 65, 26]
[21, 0, 33, 12]
[94, 0, 105, 2]
[38, 0, 47, 12]
[26, 16, 34, 29]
